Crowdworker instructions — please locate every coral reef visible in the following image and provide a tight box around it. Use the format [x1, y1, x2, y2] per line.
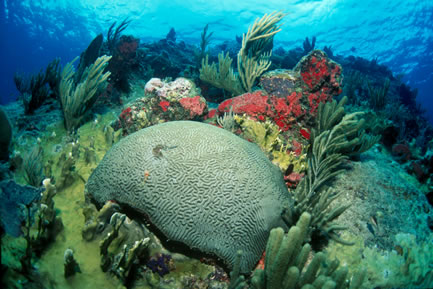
[55, 150, 79, 189]
[86, 121, 291, 273]
[146, 253, 173, 277]
[217, 50, 342, 133]
[216, 107, 237, 132]
[327, 230, 433, 288]
[200, 52, 243, 95]
[302, 36, 316, 55]
[2, 9, 433, 289]
[115, 77, 207, 134]
[0, 178, 62, 282]
[367, 78, 390, 110]
[196, 24, 213, 68]
[82, 200, 121, 241]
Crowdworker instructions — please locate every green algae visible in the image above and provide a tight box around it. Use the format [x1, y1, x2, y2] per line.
[39, 114, 123, 289]
[4, 111, 229, 289]
[4, 112, 123, 289]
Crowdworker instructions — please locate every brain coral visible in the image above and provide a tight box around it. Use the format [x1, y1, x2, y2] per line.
[85, 121, 291, 272]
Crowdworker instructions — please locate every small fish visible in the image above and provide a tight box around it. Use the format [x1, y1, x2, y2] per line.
[152, 144, 165, 158]
[152, 144, 177, 158]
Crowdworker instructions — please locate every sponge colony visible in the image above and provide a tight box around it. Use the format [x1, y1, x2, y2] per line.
[85, 120, 291, 272]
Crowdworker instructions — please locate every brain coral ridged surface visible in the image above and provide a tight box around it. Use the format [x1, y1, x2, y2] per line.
[85, 121, 291, 272]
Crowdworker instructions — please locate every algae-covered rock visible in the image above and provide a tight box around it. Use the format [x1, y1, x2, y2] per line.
[85, 121, 292, 272]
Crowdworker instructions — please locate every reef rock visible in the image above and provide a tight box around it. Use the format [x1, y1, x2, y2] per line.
[217, 49, 343, 131]
[116, 78, 207, 135]
[85, 121, 291, 272]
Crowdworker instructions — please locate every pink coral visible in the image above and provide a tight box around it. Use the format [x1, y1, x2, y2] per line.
[204, 109, 217, 120]
[218, 90, 269, 118]
[218, 90, 303, 131]
[179, 95, 206, 117]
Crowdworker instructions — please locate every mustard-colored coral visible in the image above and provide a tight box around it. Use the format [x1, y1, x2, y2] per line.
[272, 145, 307, 173]
[235, 115, 281, 153]
[234, 115, 307, 174]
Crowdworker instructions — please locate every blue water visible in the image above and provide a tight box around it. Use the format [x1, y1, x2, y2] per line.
[1, 0, 432, 122]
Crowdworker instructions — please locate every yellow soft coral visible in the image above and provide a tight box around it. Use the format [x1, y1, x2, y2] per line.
[272, 144, 307, 173]
[235, 115, 281, 153]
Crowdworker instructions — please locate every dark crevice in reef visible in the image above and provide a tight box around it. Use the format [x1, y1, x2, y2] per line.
[115, 201, 232, 274]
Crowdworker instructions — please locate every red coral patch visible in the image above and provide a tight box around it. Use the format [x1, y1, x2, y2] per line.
[159, 101, 170, 112]
[179, 95, 206, 117]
